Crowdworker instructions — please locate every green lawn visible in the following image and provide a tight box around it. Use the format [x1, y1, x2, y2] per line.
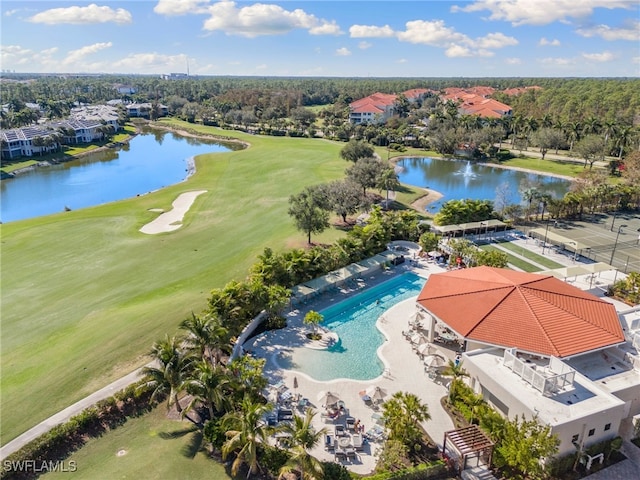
[495, 157, 598, 178]
[41, 407, 235, 480]
[480, 245, 542, 272]
[0, 120, 347, 444]
[491, 240, 564, 270]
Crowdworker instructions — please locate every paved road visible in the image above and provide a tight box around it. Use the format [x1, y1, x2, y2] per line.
[0, 365, 150, 459]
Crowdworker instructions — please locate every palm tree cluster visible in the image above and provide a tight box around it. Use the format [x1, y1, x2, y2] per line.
[142, 309, 334, 479]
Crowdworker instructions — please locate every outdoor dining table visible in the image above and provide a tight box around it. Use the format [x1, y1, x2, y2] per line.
[338, 436, 351, 448]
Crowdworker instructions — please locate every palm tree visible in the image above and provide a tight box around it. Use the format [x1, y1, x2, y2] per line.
[441, 359, 469, 402]
[382, 391, 431, 447]
[141, 335, 193, 414]
[377, 167, 400, 206]
[278, 408, 327, 480]
[221, 396, 274, 478]
[180, 312, 228, 367]
[582, 115, 601, 136]
[567, 121, 581, 152]
[615, 125, 634, 159]
[184, 360, 230, 421]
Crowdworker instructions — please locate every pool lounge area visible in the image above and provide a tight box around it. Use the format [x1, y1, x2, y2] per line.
[246, 252, 456, 474]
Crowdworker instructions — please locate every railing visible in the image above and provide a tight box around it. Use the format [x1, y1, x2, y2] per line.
[503, 349, 575, 395]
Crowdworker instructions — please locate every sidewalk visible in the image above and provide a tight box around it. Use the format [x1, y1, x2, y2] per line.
[0, 366, 149, 459]
[500, 144, 609, 169]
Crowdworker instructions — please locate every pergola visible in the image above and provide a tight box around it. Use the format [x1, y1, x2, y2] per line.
[431, 219, 507, 237]
[442, 425, 494, 471]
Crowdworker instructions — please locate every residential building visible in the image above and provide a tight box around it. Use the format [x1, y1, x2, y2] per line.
[70, 104, 120, 130]
[442, 87, 512, 118]
[126, 102, 168, 118]
[0, 126, 59, 159]
[349, 92, 397, 124]
[50, 119, 106, 144]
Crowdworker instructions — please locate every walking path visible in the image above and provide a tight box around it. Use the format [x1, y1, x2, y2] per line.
[499, 143, 610, 169]
[0, 366, 149, 459]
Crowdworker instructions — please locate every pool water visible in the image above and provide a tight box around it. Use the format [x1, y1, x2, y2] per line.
[282, 272, 426, 381]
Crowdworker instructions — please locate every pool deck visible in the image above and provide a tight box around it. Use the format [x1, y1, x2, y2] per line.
[245, 235, 632, 475]
[247, 259, 454, 475]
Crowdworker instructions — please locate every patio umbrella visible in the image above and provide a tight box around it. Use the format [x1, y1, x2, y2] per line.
[317, 390, 340, 407]
[410, 333, 426, 346]
[293, 376, 298, 397]
[417, 343, 434, 357]
[423, 354, 446, 369]
[366, 386, 388, 403]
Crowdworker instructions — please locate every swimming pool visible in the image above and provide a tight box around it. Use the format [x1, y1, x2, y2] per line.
[280, 272, 426, 381]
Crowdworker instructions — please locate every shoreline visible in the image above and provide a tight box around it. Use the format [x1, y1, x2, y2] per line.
[149, 122, 250, 150]
[1, 131, 139, 178]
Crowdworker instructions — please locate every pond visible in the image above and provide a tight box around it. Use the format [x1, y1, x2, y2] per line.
[0, 127, 235, 223]
[395, 157, 571, 213]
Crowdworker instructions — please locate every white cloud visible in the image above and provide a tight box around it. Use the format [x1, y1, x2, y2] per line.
[154, 0, 211, 16]
[576, 21, 640, 41]
[1, 45, 59, 69]
[255, 63, 267, 70]
[582, 51, 615, 62]
[539, 57, 575, 65]
[397, 20, 468, 46]
[358, 41, 373, 50]
[451, 0, 635, 26]
[475, 32, 519, 49]
[539, 37, 561, 46]
[28, 3, 132, 25]
[505, 57, 522, 64]
[445, 44, 473, 58]
[633, 56, 640, 64]
[397, 58, 408, 63]
[309, 21, 342, 36]
[63, 42, 112, 65]
[349, 24, 395, 38]
[111, 52, 190, 72]
[336, 47, 351, 56]
[348, 18, 519, 59]
[202, 1, 341, 37]
[4, 9, 20, 17]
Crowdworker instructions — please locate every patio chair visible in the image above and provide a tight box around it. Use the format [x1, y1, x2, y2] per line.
[325, 434, 335, 451]
[345, 447, 358, 462]
[297, 397, 309, 410]
[334, 450, 347, 462]
[351, 433, 364, 451]
[346, 416, 355, 431]
[334, 424, 346, 436]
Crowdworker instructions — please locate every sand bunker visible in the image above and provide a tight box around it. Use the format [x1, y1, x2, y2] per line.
[140, 190, 207, 234]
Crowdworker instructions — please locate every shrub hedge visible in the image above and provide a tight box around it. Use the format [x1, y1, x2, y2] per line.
[1, 380, 160, 480]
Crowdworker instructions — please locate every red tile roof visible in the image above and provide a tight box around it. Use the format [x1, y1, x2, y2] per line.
[417, 267, 624, 358]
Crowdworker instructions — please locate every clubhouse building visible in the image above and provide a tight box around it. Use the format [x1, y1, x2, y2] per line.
[416, 267, 639, 456]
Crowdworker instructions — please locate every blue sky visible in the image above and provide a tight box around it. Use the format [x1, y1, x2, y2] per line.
[2, 1, 639, 77]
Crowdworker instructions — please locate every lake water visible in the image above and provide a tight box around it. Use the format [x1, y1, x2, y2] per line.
[0, 128, 233, 222]
[396, 157, 571, 213]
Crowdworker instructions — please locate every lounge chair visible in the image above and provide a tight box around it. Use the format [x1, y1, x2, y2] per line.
[334, 424, 346, 436]
[346, 416, 355, 430]
[345, 447, 358, 461]
[334, 450, 347, 462]
[352, 433, 363, 451]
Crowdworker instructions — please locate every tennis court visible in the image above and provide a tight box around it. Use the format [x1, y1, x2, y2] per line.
[524, 212, 640, 273]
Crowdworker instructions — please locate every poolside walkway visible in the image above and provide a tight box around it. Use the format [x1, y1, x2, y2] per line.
[247, 260, 454, 475]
